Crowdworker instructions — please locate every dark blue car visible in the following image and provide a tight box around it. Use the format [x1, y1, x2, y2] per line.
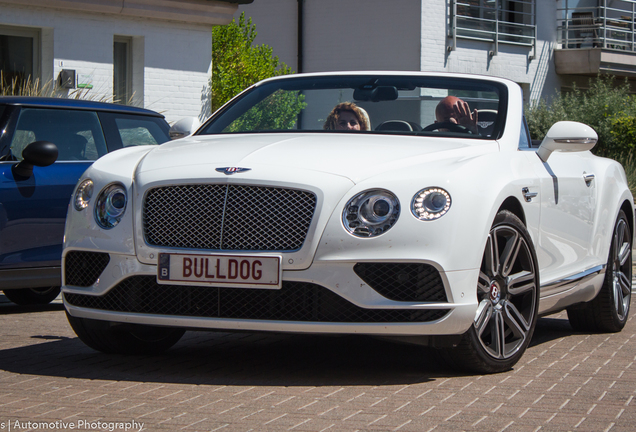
[0, 97, 171, 305]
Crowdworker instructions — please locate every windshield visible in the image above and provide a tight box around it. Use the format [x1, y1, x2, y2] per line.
[198, 75, 507, 139]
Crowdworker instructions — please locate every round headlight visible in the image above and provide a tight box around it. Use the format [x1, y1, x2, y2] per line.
[411, 187, 451, 220]
[94, 183, 128, 229]
[74, 179, 94, 211]
[343, 189, 400, 237]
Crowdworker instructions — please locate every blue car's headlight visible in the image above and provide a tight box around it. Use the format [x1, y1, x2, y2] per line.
[411, 187, 451, 220]
[343, 189, 400, 237]
[74, 179, 94, 211]
[94, 183, 128, 229]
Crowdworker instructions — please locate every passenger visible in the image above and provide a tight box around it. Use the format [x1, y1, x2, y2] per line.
[435, 96, 478, 134]
[324, 102, 370, 131]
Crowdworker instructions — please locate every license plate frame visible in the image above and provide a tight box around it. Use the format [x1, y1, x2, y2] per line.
[157, 253, 282, 289]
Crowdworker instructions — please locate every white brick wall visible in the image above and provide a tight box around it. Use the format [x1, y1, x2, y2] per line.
[1, 3, 212, 124]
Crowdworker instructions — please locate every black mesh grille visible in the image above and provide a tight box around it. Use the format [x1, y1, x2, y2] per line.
[353, 263, 447, 302]
[64, 276, 448, 323]
[65, 251, 110, 287]
[143, 184, 316, 251]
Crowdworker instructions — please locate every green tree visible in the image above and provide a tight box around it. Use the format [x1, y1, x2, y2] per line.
[211, 12, 294, 112]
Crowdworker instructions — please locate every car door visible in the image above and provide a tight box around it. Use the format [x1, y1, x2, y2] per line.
[0, 107, 107, 279]
[519, 116, 597, 291]
[532, 149, 597, 291]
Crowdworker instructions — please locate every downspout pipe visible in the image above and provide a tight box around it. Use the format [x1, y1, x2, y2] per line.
[297, 0, 304, 73]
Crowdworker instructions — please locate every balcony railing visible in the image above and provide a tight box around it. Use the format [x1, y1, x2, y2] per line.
[449, 0, 536, 57]
[557, 0, 636, 51]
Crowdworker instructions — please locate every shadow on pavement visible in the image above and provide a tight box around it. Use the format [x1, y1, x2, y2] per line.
[530, 315, 576, 347]
[0, 310, 581, 386]
[0, 302, 64, 315]
[0, 330, 452, 386]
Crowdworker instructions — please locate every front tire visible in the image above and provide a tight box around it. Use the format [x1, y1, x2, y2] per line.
[3, 287, 61, 305]
[440, 210, 539, 373]
[567, 209, 632, 332]
[66, 312, 185, 354]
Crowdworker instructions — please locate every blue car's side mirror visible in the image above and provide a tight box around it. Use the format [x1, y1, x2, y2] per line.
[12, 141, 59, 179]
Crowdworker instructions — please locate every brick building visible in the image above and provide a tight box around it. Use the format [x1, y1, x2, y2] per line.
[235, 0, 636, 105]
[0, 0, 252, 124]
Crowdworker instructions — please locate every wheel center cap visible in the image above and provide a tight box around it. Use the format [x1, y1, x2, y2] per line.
[490, 281, 501, 303]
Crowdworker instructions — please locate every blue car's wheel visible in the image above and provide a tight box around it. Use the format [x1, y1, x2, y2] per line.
[3, 287, 61, 305]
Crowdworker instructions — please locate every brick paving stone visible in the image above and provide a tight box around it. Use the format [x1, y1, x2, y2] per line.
[1, 292, 636, 432]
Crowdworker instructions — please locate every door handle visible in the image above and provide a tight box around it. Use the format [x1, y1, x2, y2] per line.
[522, 187, 538, 202]
[583, 173, 595, 186]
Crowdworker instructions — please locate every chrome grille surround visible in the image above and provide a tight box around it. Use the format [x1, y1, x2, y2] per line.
[143, 184, 317, 251]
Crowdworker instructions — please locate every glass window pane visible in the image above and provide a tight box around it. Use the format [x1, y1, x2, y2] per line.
[113, 40, 130, 104]
[10, 108, 108, 161]
[115, 117, 170, 147]
[0, 34, 33, 86]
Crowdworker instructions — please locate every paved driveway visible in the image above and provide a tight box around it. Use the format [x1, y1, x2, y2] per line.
[1, 289, 635, 432]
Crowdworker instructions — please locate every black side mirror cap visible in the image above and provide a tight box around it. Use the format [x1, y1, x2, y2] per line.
[12, 141, 59, 179]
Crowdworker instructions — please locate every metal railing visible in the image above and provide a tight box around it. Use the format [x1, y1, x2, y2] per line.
[557, 0, 636, 51]
[449, 0, 536, 57]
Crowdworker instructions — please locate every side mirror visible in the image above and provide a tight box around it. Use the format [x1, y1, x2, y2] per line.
[537, 121, 597, 162]
[12, 141, 58, 179]
[169, 117, 200, 140]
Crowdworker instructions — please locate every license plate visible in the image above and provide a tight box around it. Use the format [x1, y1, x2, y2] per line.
[157, 253, 282, 289]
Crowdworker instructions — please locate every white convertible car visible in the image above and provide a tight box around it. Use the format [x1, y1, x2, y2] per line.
[62, 72, 633, 373]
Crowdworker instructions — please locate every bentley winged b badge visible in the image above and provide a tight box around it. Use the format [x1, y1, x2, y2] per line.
[215, 167, 251, 175]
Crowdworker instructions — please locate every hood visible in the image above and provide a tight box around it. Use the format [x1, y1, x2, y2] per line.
[138, 133, 496, 184]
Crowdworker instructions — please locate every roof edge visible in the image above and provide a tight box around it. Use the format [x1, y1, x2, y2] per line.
[0, 0, 246, 26]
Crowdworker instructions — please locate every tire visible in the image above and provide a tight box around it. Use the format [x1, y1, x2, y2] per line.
[3, 287, 61, 305]
[66, 312, 185, 354]
[440, 210, 540, 373]
[567, 210, 632, 333]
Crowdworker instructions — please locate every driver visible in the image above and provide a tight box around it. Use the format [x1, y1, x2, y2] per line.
[435, 96, 478, 134]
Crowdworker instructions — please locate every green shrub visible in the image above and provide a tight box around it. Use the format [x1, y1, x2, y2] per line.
[526, 74, 636, 157]
[609, 114, 636, 155]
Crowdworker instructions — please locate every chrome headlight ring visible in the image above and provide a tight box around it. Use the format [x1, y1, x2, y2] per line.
[411, 187, 451, 221]
[343, 189, 400, 237]
[94, 183, 128, 229]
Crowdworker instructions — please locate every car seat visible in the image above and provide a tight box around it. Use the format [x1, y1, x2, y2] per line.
[57, 134, 88, 161]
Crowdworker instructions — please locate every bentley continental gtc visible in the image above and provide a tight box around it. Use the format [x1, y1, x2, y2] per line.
[61, 72, 633, 373]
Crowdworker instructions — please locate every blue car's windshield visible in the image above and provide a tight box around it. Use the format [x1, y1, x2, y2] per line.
[198, 75, 507, 139]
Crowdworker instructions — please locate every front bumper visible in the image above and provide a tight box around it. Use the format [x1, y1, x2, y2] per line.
[62, 251, 479, 336]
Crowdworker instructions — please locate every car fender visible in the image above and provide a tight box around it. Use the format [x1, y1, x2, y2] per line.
[63, 145, 156, 257]
[313, 146, 538, 279]
[588, 156, 635, 263]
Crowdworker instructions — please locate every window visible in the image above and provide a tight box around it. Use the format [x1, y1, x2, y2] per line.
[0, 26, 40, 87]
[113, 37, 132, 104]
[10, 108, 108, 161]
[449, 0, 536, 54]
[114, 117, 171, 147]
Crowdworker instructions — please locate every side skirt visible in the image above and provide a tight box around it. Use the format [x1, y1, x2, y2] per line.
[538, 265, 605, 316]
